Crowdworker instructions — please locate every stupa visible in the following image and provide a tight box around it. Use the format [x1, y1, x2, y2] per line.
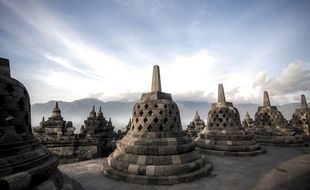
[79, 106, 118, 157]
[125, 118, 132, 133]
[253, 91, 304, 146]
[0, 58, 80, 189]
[34, 102, 76, 139]
[186, 111, 206, 138]
[242, 111, 254, 130]
[33, 103, 98, 163]
[291, 95, 310, 137]
[103, 65, 212, 185]
[196, 84, 264, 156]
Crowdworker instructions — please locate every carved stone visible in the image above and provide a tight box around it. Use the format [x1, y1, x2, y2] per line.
[253, 91, 304, 146]
[0, 58, 81, 189]
[103, 65, 212, 184]
[196, 84, 265, 156]
[186, 111, 206, 138]
[290, 95, 310, 139]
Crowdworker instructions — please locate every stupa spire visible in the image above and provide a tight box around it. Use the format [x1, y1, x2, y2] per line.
[55, 101, 59, 108]
[301, 94, 308, 109]
[151, 65, 162, 92]
[218, 84, 226, 102]
[263, 91, 271, 107]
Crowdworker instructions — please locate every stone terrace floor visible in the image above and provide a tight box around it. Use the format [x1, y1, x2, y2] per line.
[59, 146, 310, 190]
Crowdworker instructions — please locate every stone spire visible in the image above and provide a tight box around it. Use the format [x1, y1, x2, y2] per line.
[151, 65, 161, 92]
[301, 94, 308, 109]
[51, 101, 62, 119]
[0, 57, 11, 77]
[263, 91, 271, 107]
[218, 83, 226, 102]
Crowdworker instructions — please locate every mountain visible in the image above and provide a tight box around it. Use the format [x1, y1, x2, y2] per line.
[31, 98, 305, 132]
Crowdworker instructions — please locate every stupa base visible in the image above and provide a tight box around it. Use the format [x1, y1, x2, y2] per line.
[102, 158, 212, 185]
[255, 135, 305, 147]
[197, 147, 265, 156]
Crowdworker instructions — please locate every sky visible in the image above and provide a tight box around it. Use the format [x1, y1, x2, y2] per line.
[0, 0, 310, 105]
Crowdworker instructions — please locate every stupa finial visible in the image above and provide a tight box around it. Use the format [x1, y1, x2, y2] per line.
[92, 105, 95, 112]
[263, 91, 271, 107]
[55, 102, 59, 108]
[151, 65, 162, 92]
[301, 94, 308, 109]
[218, 84, 226, 103]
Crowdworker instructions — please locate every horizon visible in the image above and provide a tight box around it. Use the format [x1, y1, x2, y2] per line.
[1, 0, 310, 105]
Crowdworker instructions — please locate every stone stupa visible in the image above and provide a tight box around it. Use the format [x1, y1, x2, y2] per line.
[242, 111, 254, 130]
[186, 111, 206, 138]
[253, 91, 304, 146]
[103, 65, 212, 185]
[291, 95, 310, 138]
[0, 58, 81, 189]
[196, 84, 265, 156]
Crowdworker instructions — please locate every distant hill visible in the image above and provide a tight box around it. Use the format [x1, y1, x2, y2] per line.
[31, 98, 306, 132]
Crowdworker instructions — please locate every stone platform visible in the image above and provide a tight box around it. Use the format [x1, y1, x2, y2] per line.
[59, 146, 310, 190]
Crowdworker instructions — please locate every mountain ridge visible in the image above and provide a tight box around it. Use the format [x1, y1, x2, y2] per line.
[31, 98, 307, 132]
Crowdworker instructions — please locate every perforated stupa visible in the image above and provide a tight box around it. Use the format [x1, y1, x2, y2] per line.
[291, 95, 310, 137]
[103, 65, 212, 184]
[196, 84, 264, 156]
[253, 91, 304, 146]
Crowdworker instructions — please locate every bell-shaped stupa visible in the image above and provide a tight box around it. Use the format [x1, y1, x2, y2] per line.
[253, 91, 304, 146]
[0, 58, 80, 189]
[196, 84, 264, 156]
[291, 95, 310, 137]
[103, 65, 212, 184]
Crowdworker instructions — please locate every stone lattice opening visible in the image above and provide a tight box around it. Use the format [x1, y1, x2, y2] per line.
[5, 84, 14, 94]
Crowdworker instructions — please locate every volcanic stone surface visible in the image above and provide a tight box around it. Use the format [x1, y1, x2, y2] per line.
[196, 84, 264, 156]
[102, 65, 212, 184]
[0, 57, 81, 190]
[253, 91, 304, 146]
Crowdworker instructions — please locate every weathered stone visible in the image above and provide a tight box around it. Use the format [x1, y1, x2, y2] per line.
[196, 84, 265, 156]
[0, 58, 81, 190]
[290, 95, 310, 139]
[103, 65, 212, 184]
[186, 111, 206, 138]
[252, 91, 304, 146]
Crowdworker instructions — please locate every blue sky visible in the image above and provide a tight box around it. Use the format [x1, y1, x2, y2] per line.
[0, 0, 310, 104]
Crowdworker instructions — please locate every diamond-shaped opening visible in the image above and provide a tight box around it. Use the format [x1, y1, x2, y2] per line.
[144, 104, 149, 109]
[18, 98, 25, 111]
[170, 124, 174, 129]
[135, 118, 139, 123]
[5, 84, 14, 94]
[143, 117, 148, 123]
[163, 117, 168, 124]
[217, 123, 220, 127]
[154, 104, 158, 108]
[159, 125, 164, 131]
[176, 111, 179, 115]
[169, 111, 172, 115]
[137, 105, 140, 109]
[148, 110, 153, 116]
[147, 125, 152, 132]
[132, 126, 135, 131]
[177, 125, 180, 128]
[134, 111, 136, 115]
[139, 111, 144, 116]
[172, 105, 175, 108]
[173, 117, 177, 122]
[138, 124, 143, 131]
[15, 125, 25, 134]
[164, 104, 167, 109]
[159, 110, 163, 115]
[154, 117, 159, 123]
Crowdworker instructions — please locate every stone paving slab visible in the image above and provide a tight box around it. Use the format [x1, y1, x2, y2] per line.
[59, 146, 310, 190]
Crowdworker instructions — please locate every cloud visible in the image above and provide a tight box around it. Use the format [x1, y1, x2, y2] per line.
[253, 60, 310, 95]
